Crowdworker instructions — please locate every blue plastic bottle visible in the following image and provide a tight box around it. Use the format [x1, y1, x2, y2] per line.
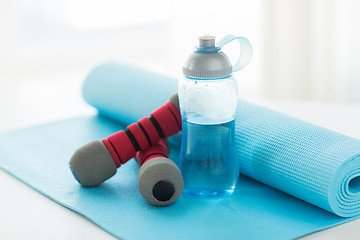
[178, 35, 252, 198]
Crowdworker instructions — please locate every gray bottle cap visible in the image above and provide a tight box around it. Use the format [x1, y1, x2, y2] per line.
[183, 35, 232, 79]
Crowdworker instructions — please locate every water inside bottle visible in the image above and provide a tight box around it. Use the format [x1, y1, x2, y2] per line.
[179, 119, 239, 198]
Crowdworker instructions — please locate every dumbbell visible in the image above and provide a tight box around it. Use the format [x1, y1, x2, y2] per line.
[136, 139, 183, 206]
[69, 94, 181, 187]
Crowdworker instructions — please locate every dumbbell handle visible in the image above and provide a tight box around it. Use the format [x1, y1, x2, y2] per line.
[136, 139, 168, 166]
[102, 100, 181, 168]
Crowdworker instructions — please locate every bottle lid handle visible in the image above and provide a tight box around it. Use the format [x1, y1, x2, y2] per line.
[217, 35, 253, 72]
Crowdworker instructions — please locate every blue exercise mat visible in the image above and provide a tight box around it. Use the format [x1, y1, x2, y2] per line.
[0, 62, 360, 240]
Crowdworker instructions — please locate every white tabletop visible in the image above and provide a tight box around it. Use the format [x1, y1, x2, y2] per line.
[0, 71, 360, 239]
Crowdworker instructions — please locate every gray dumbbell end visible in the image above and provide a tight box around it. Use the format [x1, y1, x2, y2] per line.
[69, 140, 117, 187]
[138, 157, 184, 206]
[169, 93, 180, 111]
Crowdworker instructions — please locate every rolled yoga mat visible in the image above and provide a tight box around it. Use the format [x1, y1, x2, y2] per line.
[0, 61, 359, 240]
[83, 62, 360, 218]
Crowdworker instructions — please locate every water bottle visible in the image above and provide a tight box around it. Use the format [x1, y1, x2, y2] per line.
[178, 35, 252, 198]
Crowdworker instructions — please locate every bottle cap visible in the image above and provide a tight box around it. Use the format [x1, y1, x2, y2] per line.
[182, 35, 232, 79]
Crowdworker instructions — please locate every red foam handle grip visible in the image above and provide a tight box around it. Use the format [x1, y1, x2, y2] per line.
[101, 101, 181, 168]
[151, 105, 181, 137]
[135, 139, 169, 166]
[138, 117, 160, 146]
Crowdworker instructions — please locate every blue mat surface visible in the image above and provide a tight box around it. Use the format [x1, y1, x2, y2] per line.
[1, 62, 360, 239]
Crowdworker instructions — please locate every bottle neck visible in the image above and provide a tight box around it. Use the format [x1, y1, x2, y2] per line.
[184, 75, 232, 81]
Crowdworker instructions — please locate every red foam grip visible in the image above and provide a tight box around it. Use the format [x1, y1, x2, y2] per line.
[101, 102, 180, 169]
[151, 105, 180, 138]
[140, 146, 167, 161]
[136, 139, 168, 166]
[138, 117, 160, 145]
[127, 123, 150, 151]
[141, 154, 165, 165]
[165, 101, 182, 130]
[102, 139, 122, 168]
[107, 131, 136, 164]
